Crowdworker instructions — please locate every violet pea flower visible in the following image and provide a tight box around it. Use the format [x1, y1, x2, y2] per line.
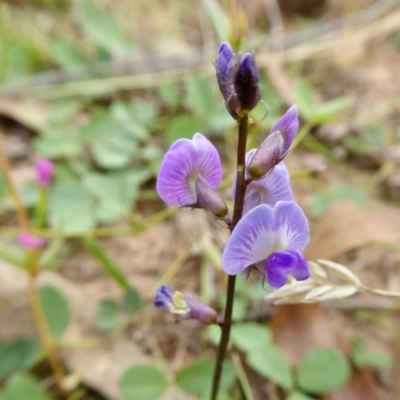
[222, 201, 310, 288]
[154, 285, 217, 325]
[156, 133, 227, 218]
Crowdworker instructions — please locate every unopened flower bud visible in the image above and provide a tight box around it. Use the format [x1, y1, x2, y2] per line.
[193, 177, 228, 218]
[215, 43, 261, 119]
[154, 285, 217, 325]
[234, 53, 260, 114]
[247, 131, 284, 179]
[36, 159, 54, 187]
[18, 233, 45, 249]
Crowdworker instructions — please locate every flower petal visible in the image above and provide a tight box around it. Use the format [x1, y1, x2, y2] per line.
[270, 105, 299, 156]
[265, 250, 297, 287]
[192, 133, 222, 189]
[288, 250, 310, 281]
[156, 138, 198, 206]
[272, 201, 310, 251]
[215, 42, 235, 98]
[244, 161, 293, 213]
[222, 204, 275, 275]
[154, 285, 173, 308]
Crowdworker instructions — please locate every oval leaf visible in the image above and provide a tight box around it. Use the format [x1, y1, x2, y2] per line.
[38, 285, 70, 339]
[176, 359, 235, 397]
[297, 347, 351, 394]
[231, 323, 272, 353]
[4, 372, 53, 400]
[120, 365, 168, 400]
[247, 346, 293, 391]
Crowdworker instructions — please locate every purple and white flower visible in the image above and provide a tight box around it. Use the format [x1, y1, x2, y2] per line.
[154, 285, 217, 325]
[156, 133, 227, 217]
[221, 201, 310, 288]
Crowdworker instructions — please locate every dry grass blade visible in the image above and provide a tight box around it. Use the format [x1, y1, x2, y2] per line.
[317, 259, 362, 286]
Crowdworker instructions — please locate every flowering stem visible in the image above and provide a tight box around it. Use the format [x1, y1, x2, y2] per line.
[0, 146, 65, 384]
[211, 115, 249, 400]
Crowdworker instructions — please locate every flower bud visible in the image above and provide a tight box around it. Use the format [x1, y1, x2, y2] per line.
[215, 43, 260, 119]
[233, 53, 260, 114]
[154, 285, 217, 325]
[18, 233, 45, 249]
[193, 177, 228, 218]
[247, 131, 283, 179]
[36, 159, 54, 187]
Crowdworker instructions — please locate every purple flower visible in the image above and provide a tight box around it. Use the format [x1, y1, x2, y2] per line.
[215, 42, 260, 118]
[156, 133, 227, 217]
[248, 105, 299, 179]
[36, 159, 54, 187]
[221, 201, 310, 288]
[232, 150, 293, 215]
[154, 285, 217, 325]
[18, 233, 45, 249]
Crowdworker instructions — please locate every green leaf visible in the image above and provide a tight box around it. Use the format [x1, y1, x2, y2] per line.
[247, 346, 293, 391]
[78, 0, 130, 57]
[186, 74, 214, 117]
[314, 97, 354, 120]
[297, 347, 351, 394]
[231, 323, 272, 353]
[286, 391, 314, 400]
[3, 372, 53, 400]
[51, 38, 85, 68]
[94, 299, 119, 332]
[294, 79, 316, 119]
[119, 365, 168, 400]
[48, 182, 96, 232]
[38, 285, 70, 339]
[158, 83, 180, 107]
[165, 115, 205, 145]
[0, 339, 40, 380]
[123, 286, 143, 315]
[176, 358, 235, 397]
[83, 237, 128, 287]
[202, 0, 229, 41]
[34, 129, 82, 158]
[351, 336, 393, 368]
[111, 102, 149, 140]
[91, 131, 137, 169]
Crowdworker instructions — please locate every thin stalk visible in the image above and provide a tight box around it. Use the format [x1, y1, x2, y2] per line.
[0, 146, 65, 384]
[210, 115, 249, 400]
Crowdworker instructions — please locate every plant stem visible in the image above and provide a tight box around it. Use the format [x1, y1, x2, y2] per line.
[210, 115, 249, 400]
[0, 146, 65, 384]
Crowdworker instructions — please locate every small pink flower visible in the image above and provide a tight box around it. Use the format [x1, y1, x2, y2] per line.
[36, 159, 54, 187]
[18, 233, 45, 249]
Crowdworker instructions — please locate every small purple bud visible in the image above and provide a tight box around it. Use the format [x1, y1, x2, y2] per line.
[192, 177, 228, 218]
[154, 285, 217, 325]
[215, 42, 236, 100]
[247, 131, 284, 179]
[234, 53, 260, 113]
[18, 233, 45, 249]
[36, 159, 54, 187]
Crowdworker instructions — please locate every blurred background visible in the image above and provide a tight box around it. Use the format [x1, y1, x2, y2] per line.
[0, 0, 400, 399]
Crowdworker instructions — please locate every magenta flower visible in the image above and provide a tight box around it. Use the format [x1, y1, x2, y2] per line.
[18, 233, 45, 249]
[215, 42, 260, 118]
[36, 159, 54, 187]
[221, 201, 310, 288]
[156, 133, 227, 217]
[248, 105, 299, 179]
[154, 285, 217, 325]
